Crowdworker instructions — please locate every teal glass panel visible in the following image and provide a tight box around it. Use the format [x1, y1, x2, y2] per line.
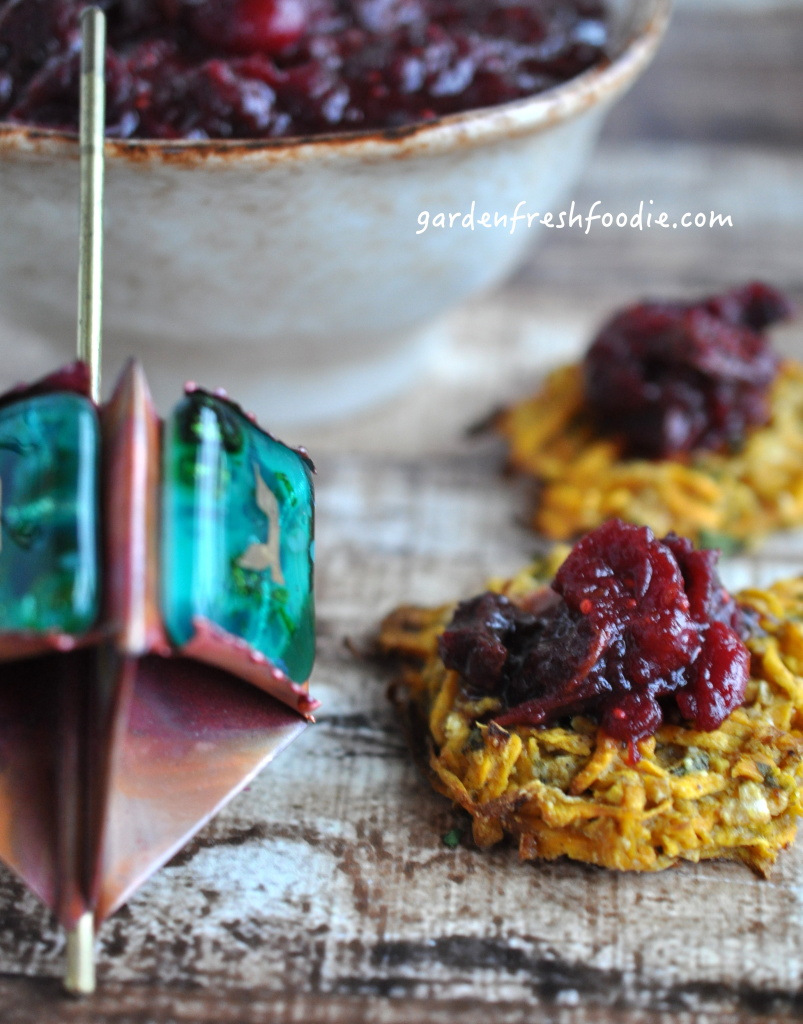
[161, 392, 315, 682]
[0, 393, 100, 634]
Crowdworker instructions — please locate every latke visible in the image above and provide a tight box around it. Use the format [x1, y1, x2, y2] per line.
[494, 361, 803, 547]
[379, 562, 803, 876]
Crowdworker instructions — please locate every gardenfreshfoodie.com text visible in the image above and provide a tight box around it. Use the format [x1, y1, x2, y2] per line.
[415, 200, 734, 235]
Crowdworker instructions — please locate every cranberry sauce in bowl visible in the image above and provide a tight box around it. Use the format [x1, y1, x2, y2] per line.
[0, 0, 611, 139]
[0, 0, 669, 428]
[439, 520, 751, 755]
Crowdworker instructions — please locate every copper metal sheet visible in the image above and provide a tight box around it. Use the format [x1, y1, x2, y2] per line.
[95, 656, 306, 922]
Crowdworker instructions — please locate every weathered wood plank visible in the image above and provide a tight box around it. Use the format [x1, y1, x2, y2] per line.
[0, 6, 800, 1018]
[0, 451, 802, 1020]
[0, 977, 794, 1024]
[606, 8, 803, 146]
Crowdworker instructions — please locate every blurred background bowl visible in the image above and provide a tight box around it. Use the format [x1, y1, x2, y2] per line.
[0, 0, 670, 427]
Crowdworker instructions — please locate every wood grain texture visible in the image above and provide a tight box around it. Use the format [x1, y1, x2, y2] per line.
[605, 9, 803, 147]
[0, 4, 801, 1021]
[0, 453, 802, 1021]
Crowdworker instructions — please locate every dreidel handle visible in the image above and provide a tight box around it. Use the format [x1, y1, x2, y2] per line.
[63, 5, 106, 996]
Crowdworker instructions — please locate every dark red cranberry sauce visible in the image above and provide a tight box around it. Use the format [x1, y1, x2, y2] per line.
[0, 0, 609, 139]
[583, 282, 794, 460]
[438, 519, 751, 750]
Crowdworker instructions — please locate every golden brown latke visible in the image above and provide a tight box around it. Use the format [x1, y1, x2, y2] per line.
[494, 360, 803, 547]
[379, 561, 803, 876]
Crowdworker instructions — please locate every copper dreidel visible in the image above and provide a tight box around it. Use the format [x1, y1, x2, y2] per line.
[0, 8, 317, 993]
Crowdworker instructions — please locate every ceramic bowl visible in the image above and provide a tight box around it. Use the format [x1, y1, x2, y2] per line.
[0, 0, 671, 426]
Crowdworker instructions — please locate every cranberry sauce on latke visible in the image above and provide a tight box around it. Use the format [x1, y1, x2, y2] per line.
[439, 520, 749, 753]
[379, 529, 803, 875]
[494, 282, 801, 546]
[584, 282, 791, 459]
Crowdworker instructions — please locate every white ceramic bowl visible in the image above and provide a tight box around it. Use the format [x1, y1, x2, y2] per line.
[0, 0, 670, 425]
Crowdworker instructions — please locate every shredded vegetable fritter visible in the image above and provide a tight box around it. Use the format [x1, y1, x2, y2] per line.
[379, 561, 803, 876]
[494, 361, 803, 546]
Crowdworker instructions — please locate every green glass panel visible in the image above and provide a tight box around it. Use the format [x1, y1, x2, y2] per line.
[161, 392, 315, 682]
[0, 393, 100, 634]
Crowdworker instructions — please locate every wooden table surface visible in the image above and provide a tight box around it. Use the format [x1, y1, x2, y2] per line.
[0, 4, 802, 1022]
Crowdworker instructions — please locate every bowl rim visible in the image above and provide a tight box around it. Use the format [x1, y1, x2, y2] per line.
[0, 0, 671, 166]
